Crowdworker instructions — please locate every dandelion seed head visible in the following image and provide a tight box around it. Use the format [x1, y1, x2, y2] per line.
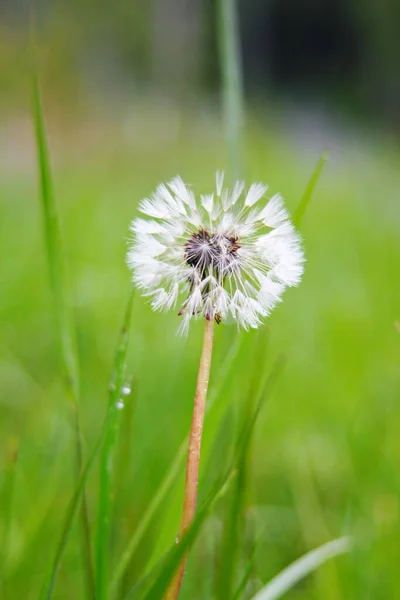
[127, 172, 305, 333]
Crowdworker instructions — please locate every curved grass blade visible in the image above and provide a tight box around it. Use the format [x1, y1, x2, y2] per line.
[293, 150, 330, 227]
[95, 292, 134, 600]
[110, 333, 243, 596]
[123, 472, 237, 600]
[32, 65, 94, 598]
[249, 537, 351, 600]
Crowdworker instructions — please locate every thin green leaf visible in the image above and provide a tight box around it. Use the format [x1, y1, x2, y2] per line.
[32, 70, 79, 403]
[32, 65, 94, 598]
[110, 333, 243, 596]
[95, 292, 134, 600]
[293, 150, 330, 227]
[249, 537, 351, 600]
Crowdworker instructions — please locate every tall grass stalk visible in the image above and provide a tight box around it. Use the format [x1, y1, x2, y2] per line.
[216, 1, 248, 596]
[95, 292, 134, 600]
[217, 0, 244, 178]
[164, 318, 215, 600]
[32, 70, 95, 599]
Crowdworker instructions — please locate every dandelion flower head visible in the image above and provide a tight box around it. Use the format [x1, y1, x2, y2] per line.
[127, 172, 304, 334]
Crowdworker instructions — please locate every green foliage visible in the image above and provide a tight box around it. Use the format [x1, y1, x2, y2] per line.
[1, 108, 400, 599]
[2, 1, 399, 598]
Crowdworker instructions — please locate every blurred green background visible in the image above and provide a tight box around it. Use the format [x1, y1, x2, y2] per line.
[1, 1, 400, 599]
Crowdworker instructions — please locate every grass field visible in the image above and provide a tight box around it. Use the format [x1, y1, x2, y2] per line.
[1, 104, 400, 599]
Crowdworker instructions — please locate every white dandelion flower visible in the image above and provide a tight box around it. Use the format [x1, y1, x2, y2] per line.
[127, 172, 305, 334]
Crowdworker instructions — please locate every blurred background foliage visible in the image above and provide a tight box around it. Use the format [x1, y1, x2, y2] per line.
[1, 0, 400, 123]
[1, 1, 400, 599]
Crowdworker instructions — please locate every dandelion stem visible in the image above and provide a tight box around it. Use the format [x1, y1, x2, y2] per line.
[164, 318, 214, 600]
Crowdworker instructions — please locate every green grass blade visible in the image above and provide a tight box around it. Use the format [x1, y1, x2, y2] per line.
[123, 472, 237, 600]
[32, 71, 79, 403]
[32, 67, 95, 598]
[110, 334, 243, 596]
[217, 0, 244, 178]
[39, 393, 134, 600]
[95, 292, 134, 600]
[293, 150, 330, 227]
[249, 537, 351, 600]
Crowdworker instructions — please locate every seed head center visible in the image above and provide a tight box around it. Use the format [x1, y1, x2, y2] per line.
[185, 228, 240, 276]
